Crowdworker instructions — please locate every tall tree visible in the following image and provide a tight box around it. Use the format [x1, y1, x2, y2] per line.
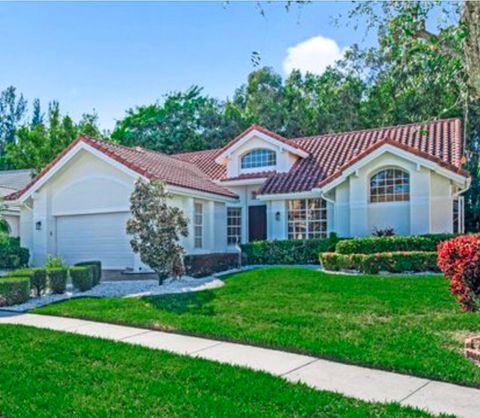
[31, 98, 43, 127]
[112, 86, 227, 154]
[2, 102, 102, 174]
[0, 86, 27, 153]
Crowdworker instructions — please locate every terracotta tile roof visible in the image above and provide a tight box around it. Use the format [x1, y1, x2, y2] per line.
[172, 148, 226, 180]
[220, 171, 277, 182]
[260, 118, 466, 195]
[6, 136, 237, 201]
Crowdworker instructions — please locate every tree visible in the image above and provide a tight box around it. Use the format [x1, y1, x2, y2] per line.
[126, 178, 188, 284]
[2, 102, 102, 174]
[31, 99, 43, 127]
[112, 86, 228, 154]
[0, 86, 27, 154]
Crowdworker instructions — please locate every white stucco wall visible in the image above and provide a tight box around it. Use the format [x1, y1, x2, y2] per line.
[4, 214, 20, 237]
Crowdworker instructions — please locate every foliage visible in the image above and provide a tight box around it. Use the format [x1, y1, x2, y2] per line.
[112, 86, 234, 154]
[8, 268, 47, 297]
[47, 268, 68, 294]
[75, 261, 102, 285]
[335, 234, 455, 255]
[127, 179, 188, 284]
[0, 277, 30, 307]
[0, 236, 29, 269]
[240, 234, 338, 265]
[320, 251, 439, 274]
[372, 227, 395, 237]
[184, 253, 240, 278]
[70, 266, 93, 292]
[0, 86, 27, 154]
[45, 254, 66, 269]
[438, 234, 480, 311]
[0, 326, 433, 418]
[1, 102, 103, 173]
[36, 268, 480, 386]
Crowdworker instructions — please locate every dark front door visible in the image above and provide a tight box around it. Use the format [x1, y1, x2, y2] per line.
[249, 205, 267, 242]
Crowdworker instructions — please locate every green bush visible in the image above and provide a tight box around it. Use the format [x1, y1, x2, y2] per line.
[0, 246, 29, 269]
[7, 268, 47, 297]
[70, 266, 93, 291]
[241, 234, 339, 265]
[0, 276, 30, 306]
[184, 253, 239, 278]
[74, 261, 102, 285]
[335, 234, 455, 255]
[45, 255, 66, 269]
[320, 251, 439, 274]
[48, 268, 68, 294]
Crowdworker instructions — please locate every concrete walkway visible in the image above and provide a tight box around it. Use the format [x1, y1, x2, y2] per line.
[1, 312, 479, 417]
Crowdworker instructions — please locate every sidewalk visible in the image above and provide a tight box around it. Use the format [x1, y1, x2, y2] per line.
[1, 311, 478, 417]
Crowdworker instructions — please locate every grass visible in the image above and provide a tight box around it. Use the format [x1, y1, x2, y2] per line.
[35, 267, 480, 387]
[0, 325, 435, 418]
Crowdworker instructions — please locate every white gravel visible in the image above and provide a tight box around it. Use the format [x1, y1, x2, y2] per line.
[1, 275, 224, 312]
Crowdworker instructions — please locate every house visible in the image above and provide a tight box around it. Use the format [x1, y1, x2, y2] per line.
[5, 118, 470, 271]
[0, 169, 33, 237]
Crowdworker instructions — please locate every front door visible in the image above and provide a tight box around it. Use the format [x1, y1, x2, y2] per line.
[248, 205, 267, 242]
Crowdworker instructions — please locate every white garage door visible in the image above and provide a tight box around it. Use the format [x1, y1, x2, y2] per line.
[56, 212, 134, 270]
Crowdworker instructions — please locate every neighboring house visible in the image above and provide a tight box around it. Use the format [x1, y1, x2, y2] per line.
[5, 118, 470, 271]
[0, 169, 33, 237]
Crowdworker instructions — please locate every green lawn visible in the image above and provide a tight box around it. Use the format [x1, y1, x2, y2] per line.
[0, 325, 435, 418]
[35, 267, 480, 387]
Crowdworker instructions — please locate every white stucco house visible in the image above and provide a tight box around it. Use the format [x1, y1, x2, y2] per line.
[5, 118, 470, 272]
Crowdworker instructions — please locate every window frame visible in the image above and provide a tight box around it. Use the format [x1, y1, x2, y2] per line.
[369, 167, 410, 204]
[240, 148, 276, 170]
[227, 207, 242, 245]
[193, 202, 203, 249]
[287, 198, 327, 240]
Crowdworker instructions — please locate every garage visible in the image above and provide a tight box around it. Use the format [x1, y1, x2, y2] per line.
[55, 212, 134, 270]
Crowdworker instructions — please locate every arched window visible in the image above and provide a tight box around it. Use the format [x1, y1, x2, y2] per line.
[370, 168, 410, 203]
[241, 149, 276, 169]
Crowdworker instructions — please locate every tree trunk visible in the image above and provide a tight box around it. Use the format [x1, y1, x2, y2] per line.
[462, 1, 480, 101]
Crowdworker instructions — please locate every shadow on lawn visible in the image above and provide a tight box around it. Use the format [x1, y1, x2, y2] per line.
[142, 290, 216, 315]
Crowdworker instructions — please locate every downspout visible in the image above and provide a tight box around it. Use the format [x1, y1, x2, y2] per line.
[320, 191, 335, 236]
[452, 178, 471, 233]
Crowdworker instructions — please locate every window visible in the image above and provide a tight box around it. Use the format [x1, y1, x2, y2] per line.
[370, 168, 410, 203]
[453, 196, 464, 233]
[241, 149, 276, 169]
[194, 202, 203, 248]
[288, 198, 327, 239]
[227, 207, 242, 245]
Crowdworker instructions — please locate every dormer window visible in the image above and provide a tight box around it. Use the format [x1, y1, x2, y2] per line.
[241, 149, 276, 170]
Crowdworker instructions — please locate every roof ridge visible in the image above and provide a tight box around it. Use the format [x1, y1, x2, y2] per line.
[290, 117, 461, 142]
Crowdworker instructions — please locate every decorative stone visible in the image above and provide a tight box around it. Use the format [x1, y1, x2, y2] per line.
[464, 336, 480, 364]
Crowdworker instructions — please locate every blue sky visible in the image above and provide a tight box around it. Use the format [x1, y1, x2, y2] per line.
[0, 1, 376, 130]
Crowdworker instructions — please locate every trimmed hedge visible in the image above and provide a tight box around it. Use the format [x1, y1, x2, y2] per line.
[74, 261, 102, 285]
[185, 253, 240, 278]
[48, 268, 68, 294]
[320, 251, 439, 274]
[7, 268, 47, 297]
[335, 234, 455, 255]
[70, 266, 93, 291]
[241, 235, 338, 265]
[0, 276, 30, 306]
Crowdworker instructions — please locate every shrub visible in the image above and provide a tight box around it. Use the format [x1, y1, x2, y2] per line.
[0, 246, 30, 269]
[7, 268, 47, 297]
[336, 234, 455, 255]
[241, 234, 339, 265]
[74, 261, 102, 285]
[0, 277, 30, 306]
[184, 253, 240, 278]
[438, 235, 480, 311]
[48, 268, 68, 294]
[320, 251, 439, 274]
[372, 227, 395, 237]
[45, 255, 66, 269]
[70, 266, 93, 291]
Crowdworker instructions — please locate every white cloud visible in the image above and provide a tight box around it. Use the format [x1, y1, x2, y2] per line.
[283, 35, 346, 76]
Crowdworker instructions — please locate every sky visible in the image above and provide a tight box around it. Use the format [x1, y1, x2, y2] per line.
[0, 1, 377, 131]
